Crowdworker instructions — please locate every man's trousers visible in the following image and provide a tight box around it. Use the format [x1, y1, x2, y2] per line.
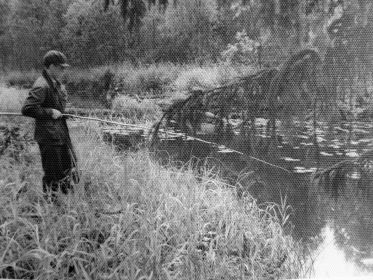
[38, 143, 77, 196]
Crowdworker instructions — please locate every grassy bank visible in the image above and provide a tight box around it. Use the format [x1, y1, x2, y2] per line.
[1, 63, 255, 124]
[0, 80, 162, 124]
[1, 63, 256, 109]
[0, 85, 28, 112]
[0, 103, 305, 279]
[0, 124, 303, 279]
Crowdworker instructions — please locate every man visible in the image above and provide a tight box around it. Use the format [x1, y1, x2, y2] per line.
[22, 50, 79, 202]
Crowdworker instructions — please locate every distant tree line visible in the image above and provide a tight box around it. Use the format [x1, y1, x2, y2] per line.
[0, 0, 372, 70]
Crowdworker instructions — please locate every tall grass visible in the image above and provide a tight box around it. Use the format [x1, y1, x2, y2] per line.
[170, 63, 255, 94]
[114, 63, 180, 97]
[1, 63, 253, 120]
[1, 62, 251, 100]
[0, 119, 305, 279]
[2, 70, 40, 89]
[0, 69, 310, 279]
[0, 85, 28, 112]
[111, 96, 162, 122]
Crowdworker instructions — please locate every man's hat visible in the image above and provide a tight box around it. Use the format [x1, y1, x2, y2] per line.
[43, 50, 70, 68]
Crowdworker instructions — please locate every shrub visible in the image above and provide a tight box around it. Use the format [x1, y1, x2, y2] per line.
[0, 124, 33, 163]
[114, 63, 180, 97]
[172, 65, 225, 93]
[3, 66, 117, 108]
[62, 0, 126, 66]
[4, 70, 40, 89]
[221, 30, 260, 66]
[111, 95, 162, 121]
[64, 66, 116, 108]
[0, 85, 28, 112]
[159, 0, 220, 63]
[0, 123, 303, 279]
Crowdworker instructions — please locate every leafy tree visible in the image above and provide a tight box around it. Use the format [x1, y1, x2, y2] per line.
[221, 30, 260, 66]
[136, 5, 165, 62]
[43, 0, 74, 50]
[103, 0, 146, 32]
[9, 0, 53, 68]
[158, 0, 220, 63]
[63, 0, 126, 66]
[0, 0, 11, 70]
[0, 0, 9, 35]
[7, 0, 72, 69]
[147, 0, 169, 10]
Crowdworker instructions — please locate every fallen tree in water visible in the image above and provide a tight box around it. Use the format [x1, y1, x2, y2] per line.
[150, 48, 324, 154]
[313, 149, 373, 200]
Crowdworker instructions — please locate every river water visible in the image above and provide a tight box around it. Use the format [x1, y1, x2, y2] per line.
[3, 83, 373, 278]
[153, 118, 373, 278]
[304, 224, 373, 278]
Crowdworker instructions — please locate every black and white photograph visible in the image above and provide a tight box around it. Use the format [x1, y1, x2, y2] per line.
[1, 0, 373, 279]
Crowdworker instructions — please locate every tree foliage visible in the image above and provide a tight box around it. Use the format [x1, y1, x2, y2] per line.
[160, 0, 220, 62]
[0, 0, 372, 71]
[5, 0, 73, 69]
[150, 48, 322, 150]
[63, 0, 126, 66]
[0, 0, 11, 70]
[103, 0, 146, 32]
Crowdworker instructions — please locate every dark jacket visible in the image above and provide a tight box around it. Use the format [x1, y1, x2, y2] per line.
[22, 70, 71, 145]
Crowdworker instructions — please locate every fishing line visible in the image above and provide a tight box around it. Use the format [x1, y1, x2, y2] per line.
[0, 111, 291, 173]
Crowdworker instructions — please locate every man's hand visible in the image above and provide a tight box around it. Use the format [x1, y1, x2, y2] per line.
[51, 109, 62, 119]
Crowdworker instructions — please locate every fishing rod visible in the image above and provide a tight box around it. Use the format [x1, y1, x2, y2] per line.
[0, 111, 291, 173]
[0, 112, 149, 130]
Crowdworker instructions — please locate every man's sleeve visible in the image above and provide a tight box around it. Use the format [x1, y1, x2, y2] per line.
[21, 86, 53, 119]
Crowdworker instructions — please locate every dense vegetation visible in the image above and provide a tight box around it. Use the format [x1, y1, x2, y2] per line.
[0, 0, 372, 69]
[0, 88, 307, 279]
[2, 0, 372, 122]
[2, 0, 373, 278]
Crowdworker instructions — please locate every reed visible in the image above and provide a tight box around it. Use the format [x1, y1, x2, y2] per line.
[0, 119, 305, 279]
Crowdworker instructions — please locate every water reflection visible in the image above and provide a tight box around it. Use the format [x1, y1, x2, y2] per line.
[151, 119, 373, 276]
[306, 225, 373, 278]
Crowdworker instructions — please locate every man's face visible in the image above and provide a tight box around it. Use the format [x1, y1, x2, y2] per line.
[49, 64, 66, 80]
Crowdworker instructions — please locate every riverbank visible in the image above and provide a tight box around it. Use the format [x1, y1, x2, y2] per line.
[3, 77, 373, 278]
[0, 86, 304, 279]
[1, 63, 255, 110]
